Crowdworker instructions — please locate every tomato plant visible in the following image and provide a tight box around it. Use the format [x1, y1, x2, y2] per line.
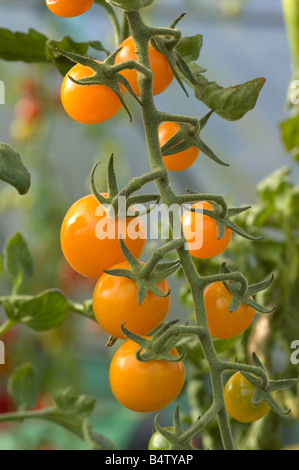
[0, 0, 297, 453]
[109, 339, 185, 413]
[224, 372, 270, 423]
[93, 261, 170, 339]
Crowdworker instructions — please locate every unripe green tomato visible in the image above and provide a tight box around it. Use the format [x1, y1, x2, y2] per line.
[148, 427, 173, 450]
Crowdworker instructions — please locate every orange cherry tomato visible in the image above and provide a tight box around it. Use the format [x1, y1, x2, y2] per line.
[115, 36, 174, 96]
[204, 282, 255, 339]
[109, 339, 185, 412]
[46, 0, 94, 17]
[181, 201, 232, 258]
[93, 261, 170, 339]
[61, 62, 123, 124]
[224, 372, 270, 423]
[60, 194, 146, 278]
[158, 122, 199, 172]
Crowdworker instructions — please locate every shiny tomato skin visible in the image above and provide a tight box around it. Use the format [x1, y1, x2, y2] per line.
[181, 201, 232, 259]
[115, 36, 174, 96]
[158, 122, 199, 172]
[46, 0, 94, 17]
[61, 63, 122, 124]
[109, 340, 185, 413]
[60, 194, 146, 279]
[93, 261, 170, 339]
[224, 372, 270, 423]
[204, 282, 255, 339]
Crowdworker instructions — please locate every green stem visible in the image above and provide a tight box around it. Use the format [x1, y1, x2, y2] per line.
[125, 10, 235, 451]
[178, 403, 219, 444]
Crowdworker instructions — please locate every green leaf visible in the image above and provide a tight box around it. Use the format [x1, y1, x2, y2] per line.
[104, 0, 155, 10]
[176, 35, 203, 63]
[280, 113, 299, 161]
[188, 67, 266, 121]
[3, 233, 33, 294]
[0, 143, 31, 195]
[0, 28, 47, 62]
[0, 28, 109, 76]
[8, 363, 38, 411]
[12, 290, 68, 331]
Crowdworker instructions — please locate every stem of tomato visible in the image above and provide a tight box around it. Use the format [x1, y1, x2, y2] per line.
[125, 10, 235, 451]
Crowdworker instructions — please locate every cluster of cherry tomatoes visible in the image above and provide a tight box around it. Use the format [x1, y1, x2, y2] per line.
[49, 0, 267, 424]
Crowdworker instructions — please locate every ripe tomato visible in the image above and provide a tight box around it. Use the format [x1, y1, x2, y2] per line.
[181, 201, 232, 258]
[204, 282, 255, 339]
[148, 427, 173, 450]
[61, 63, 123, 124]
[46, 0, 94, 17]
[115, 36, 174, 96]
[158, 122, 199, 172]
[60, 194, 146, 278]
[93, 261, 170, 339]
[224, 372, 270, 423]
[109, 339, 185, 412]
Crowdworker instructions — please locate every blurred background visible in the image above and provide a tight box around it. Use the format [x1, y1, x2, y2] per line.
[0, 0, 298, 450]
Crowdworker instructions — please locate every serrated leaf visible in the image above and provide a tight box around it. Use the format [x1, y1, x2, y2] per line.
[188, 67, 266, 121]
[0, 28, 109, 76]
[0, 28, 47, 62]
[104, 0, 154, 10]
[176, 35, 203, 63]
[0, 143, 31, 195]
[4, 233, 33, 294]
[8, 363, 38, 411]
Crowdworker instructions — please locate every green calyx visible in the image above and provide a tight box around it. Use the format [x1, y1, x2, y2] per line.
[89, 155, 162, 216]
[220, 263, 276, 314]
[186, 199, 262, 241]
[104, 238, 181, 305]
[161, 111, 229, 166]
[121, 320, 187, 362]
[241, 353, 298, 416]
[153, 407, 196, 451]
[56, 48, 142, 121]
